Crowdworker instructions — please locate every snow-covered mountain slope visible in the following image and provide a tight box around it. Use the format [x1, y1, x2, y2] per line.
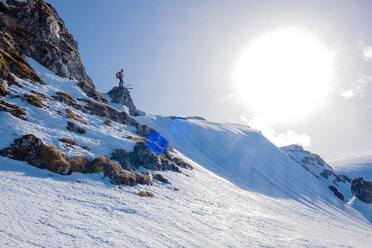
[281, 145, 353, 201]
[136, 115, 342, 202]
[1, 1, 372, 246]
[1, 59, 372, 246]
[2, 154, 372, 247]
[0, 57, 135, 159]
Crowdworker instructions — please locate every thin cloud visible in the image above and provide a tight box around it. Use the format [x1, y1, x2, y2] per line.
[241, 115, 311, 148]
[216, 92, 237, 103]
[340, 75, 372, 99]
[359, 40, 372, 61]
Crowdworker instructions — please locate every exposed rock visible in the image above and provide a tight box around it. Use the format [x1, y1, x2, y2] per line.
[23, 92, 44, 108]
[111, 140, 193, 174]
[165, 152, 194, 170]
[0, 31, 42, 84]
[136, 123, 154, 137]
[65, 108, 86, 125]
[133, 172, 154, 186]
[351, 177, 372, 203]
[328, 185, 345, 201]
[110, 149, 133, 170]
[52, 91, 85, 111]
[79, 98, 138, 126]
[137, 191, 154, 197]
[66, 121, 85, 134]
[1, 0, 93, 86]
[59, 137, 75, 146]
[108, 86, 138, 116]
[0, 134, 71, 174]
[30, 90, 51, 100]
[153, 173, 171, 184]
[0, 134, 154, 186]
[77, 80, 108, 104]
[129, 141, 181, 172]
[0, 97, 25, 119]
[0, 80, 6, 96]
[89, 156, 137, 185]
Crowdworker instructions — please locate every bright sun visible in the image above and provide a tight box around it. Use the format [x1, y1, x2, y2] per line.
[233, 27, 335, 124]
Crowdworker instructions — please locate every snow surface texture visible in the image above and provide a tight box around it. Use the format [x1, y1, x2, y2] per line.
[1, 156, 372, 247]
[1, 60, 372, 246]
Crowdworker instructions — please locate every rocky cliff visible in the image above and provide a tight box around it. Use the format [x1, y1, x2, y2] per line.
[0, 0, 92, 85]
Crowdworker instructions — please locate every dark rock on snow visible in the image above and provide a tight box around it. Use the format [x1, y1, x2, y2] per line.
[108, 86, 138, 116]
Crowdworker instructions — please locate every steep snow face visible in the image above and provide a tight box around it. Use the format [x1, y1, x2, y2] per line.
[136, 115, 349, 204]
[281, 145, 353, 201]
[1, 155, 372, 247]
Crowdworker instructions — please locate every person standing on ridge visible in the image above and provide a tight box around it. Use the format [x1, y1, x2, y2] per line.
[116, 69, 124, 87]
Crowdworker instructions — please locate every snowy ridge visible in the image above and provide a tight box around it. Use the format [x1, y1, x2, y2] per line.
[137, 115, 340, 201]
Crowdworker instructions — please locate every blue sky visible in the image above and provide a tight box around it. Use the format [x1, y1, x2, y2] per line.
[47, 0, 372, 160]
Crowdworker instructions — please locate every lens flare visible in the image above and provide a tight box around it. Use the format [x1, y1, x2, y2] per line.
[168, 117, 192, 141]
[146, 130, 169, 154]
[95, 166, 104, 178]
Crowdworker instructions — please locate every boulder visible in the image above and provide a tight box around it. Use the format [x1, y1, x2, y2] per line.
[108, 86, 138, 116]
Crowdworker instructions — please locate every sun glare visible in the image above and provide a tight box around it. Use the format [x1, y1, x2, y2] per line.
[233, 27, 335, 124]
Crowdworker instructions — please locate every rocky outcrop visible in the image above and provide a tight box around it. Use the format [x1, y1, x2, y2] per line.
[0, 134, 154, 186]
[0, 97, 25, 119]
[351, 177, 372, 203]
[153, 173, 171, 184]
[328, 185, 344, 201]
[111, 141, 193, 173]
[0, 134, 71, 174]
[0, 0, 93, 85]
[108, 86, 138, 116]
[281, 145, 351, 201]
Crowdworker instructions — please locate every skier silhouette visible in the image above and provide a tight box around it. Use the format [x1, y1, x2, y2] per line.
[116, 69, 124, 87]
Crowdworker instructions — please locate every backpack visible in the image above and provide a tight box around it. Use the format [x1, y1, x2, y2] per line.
[116, 72, 120, 78]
